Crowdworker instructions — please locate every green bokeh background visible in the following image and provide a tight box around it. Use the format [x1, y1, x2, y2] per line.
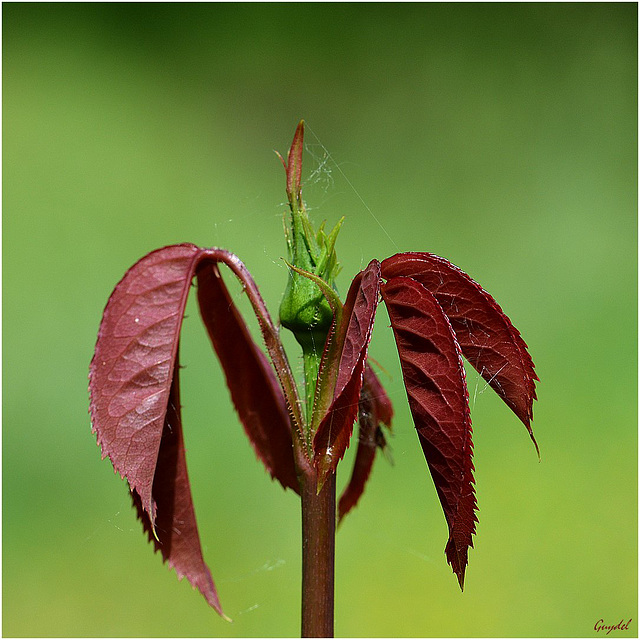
[3, 4, 637, 637]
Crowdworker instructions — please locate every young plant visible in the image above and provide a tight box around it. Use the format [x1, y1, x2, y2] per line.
[89, 121, 538, 637]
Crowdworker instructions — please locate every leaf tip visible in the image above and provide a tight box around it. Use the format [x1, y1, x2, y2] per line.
[314, 461, 334, 495]
[452, 560, 466, 593]
[532, 434, 541, 461]
[274, 149, 287, 172]
[523, 417, 540, 460]
[315, 472, 327, 496]
[446, 523, 474, 593]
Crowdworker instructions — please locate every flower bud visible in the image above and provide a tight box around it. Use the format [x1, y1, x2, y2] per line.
[277, 121, 342, 352]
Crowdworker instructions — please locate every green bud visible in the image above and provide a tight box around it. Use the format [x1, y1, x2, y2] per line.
[277, 121, 343, 353]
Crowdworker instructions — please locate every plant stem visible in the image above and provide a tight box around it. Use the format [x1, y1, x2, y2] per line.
[300, 467, 336, 638]
[302, 350, 319, 412]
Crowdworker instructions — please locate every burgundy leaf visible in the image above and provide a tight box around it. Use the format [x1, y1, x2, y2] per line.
[89, 244, 203, 522]
[89, 243, 303, 614]
[381, 252, 538, 453]
[362, 363, 394, 428]
[132, 351, 225, 616]
[89, 244, 225, 611]
[338, 365, 393, 522]
[196, 262, 299, 493]
[381, 276, 477, 589]
[313, 260, 381, 484]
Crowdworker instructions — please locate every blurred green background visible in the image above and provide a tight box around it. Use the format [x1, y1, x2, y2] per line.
[3, 3, 637, 637]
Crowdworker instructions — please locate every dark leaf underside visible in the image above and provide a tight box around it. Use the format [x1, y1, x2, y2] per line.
[338, 365, 393, 522]
[381, 252, 538, 454]
[381, 275, 477, 588]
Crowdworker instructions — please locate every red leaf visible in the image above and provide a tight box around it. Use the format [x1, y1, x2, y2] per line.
[132, 351, 225, 615]
[89, 244, 301, 614]
[381, 252, 538, 453]
[89, 244, 225, 612]
[381, 276, 477, 589]
[89, 244, 202, 521]
[313, 260, 381, 483]
[338, 365, 393, 522]
[196, 262, 299, 493]
[362, 363, 394, 428]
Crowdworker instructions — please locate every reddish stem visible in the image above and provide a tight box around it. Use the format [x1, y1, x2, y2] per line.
[201, 248, 306, 439]
[300, 466, 336, 637]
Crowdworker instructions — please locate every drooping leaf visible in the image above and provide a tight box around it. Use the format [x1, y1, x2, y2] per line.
[196, 261, 299, 493]
[88, 244, 225, 611]
[89, 243, 301, 614]
[313, 260, 381, 484]
[131, 350, 226, 616]
[381, 252, 538, 453]
[361, 362, 394, 428]
[381, 275, 477, 589]
[338, 365, 393, 522]
[89, 244, 203, 522]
